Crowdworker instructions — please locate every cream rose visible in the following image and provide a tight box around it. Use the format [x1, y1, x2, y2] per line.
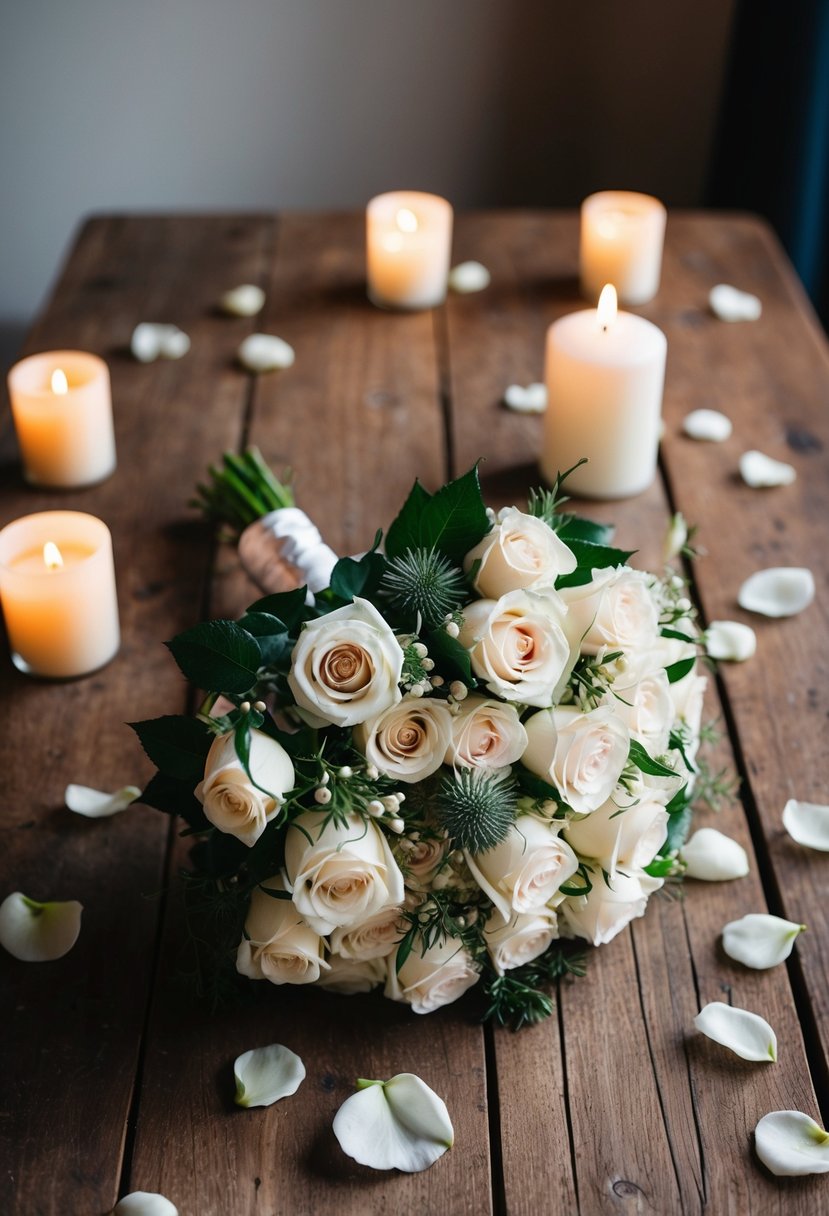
[523, 705, 630, 815]
[464, 507, 577, 598]
[385, 933, 480, 1014]
[236, 879, 328, 985]
[285, 811, 404, 935]
[288, 597, 404, 728]
[445, 694, 528, 771]
[612, 667, 674, 757]
[564, 798, 669, 870]
[559, 869, 662, 946]
[354, 697, 453, 784]
[195, 727, 294, 847]
[459, 590, 575, 708]
[484, 909, 559, 975]
[561, 567, 660, 664]
[330, 905, 405, 960]
[402, 834, 450, 891]
[465, 814, 579, 921]
[316, 953, 386, 994]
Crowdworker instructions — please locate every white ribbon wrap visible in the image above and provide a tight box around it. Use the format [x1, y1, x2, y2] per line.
[238, 508, 338, 598]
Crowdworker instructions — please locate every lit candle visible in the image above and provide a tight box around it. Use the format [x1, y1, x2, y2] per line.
[0, 511, 120, 678]
[580, 191, 667, 306]
[542, 285, 667, 499]
[366, 191, 453, 310]
[7, 350, 117, 488]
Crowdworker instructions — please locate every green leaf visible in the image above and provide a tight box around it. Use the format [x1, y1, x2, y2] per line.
[395, 926, 417, 974]
[644, 856, 676, 878]
[426, 628, 475, 684]
[139, 771, 209, 830]
[628, 740, 678, 779]
[384, 480, 433, 559]
[555, 540, 636, 589]
[664, 805, 693, 854]
[167, 620, 261, 694]
[664, 784, 690, 816]
[559, 863, 594, 897]
[237, 611, 293, 669]
[385, 466, 490, 563]
[665, 657, 696, 684]
[661, 627, 695, 643]
[131, 715, 213, 781]
[514, 765, 563, 805]
[555, 515, 616, 545]
[246, 588, 308, 632]
[329, 548, 387, 603]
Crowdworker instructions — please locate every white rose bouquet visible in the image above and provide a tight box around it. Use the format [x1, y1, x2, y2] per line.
[134, 457, 705, 1027]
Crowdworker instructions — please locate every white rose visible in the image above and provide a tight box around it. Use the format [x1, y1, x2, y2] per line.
[330, 904, 405, 960]
[464, 507, 577, 598]
[402, 834, 450, 891]
[354, 697, 453, 784]
[236, 879, 328, 985]
[195, 727, 294, 847]
[285, 810, 404, 935]
[445, 694, 528, 770]
[560, 869, 662, 946]
[670, 670, 706, 739]
[316, 953, 386, 994]
[385, 934, 480, 1014]
[459, 590, 576, 708]
[564, 798, 668, 870]
[483, 909, 559, 976]
[288, 597, 404, 728]
[561, 568, 660, 664]
[613, 667, 674, 756]
[523, 705, 630, 815]
[465, 814, 579, 921]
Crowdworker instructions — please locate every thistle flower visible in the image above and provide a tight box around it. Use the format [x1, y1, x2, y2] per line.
[381, 547, 466, 628]
[437, 769, 518, 854]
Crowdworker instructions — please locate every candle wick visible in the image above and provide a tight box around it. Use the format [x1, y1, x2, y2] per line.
[602, 325, 608, 333]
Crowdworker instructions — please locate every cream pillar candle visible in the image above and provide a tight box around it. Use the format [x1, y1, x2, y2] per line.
[542, 286, 667, 500]
[580, 191, 667, 305]
[366, 191, 453, 309]
[0, 511, 120, 678]
[7, 350, 117, 487]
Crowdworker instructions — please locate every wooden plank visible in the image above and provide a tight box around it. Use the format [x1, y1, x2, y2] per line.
[0, 214, 275, 1215]
[128, 213, 494, 1215]
[444, 211, 823, 1213]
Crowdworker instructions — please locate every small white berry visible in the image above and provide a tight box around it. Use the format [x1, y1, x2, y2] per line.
[366, 764, 379, 780]
[430, 675, 444, 688]
[314, 787, 332, 805]
[413, 642, 428, 658]
[421, 657, 435, 671]
[449, 849, 464, 865]
[671, 575, 684, 589]
[239, 700, 251, 713]
[432, 872, 450, 890]
[395, 792, 405, 804]
[367, 799, 385, 817]
[456, 915, 467, 928]
[677, 597, 691, 612]
[408, 830, 420, 842]
[319, 771, 330, 786]
[408, 683, 425, 698]
[253, 700, 267, 713]
[445, 621, 460, 639]
[381, 796, 399, 812]
[449, 681, 468, 701]
[388, 817, 405, 834]
[338, 765, 353, 779]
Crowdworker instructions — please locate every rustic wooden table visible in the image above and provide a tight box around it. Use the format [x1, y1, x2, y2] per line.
[1, 211, 828, 1216]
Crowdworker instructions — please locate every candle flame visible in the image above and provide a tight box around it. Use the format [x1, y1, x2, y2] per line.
[43, 541, 64, 570]
[51, 369, 69, 395]
[396, 208, 418, 234]
[597, 284, 618, 331]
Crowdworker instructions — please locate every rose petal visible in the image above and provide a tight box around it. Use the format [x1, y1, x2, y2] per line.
[738, 567, 814, 618]
[722, 913, 805, 969]
[65, 784, 140, 818]
[220, 284, 266, 317]
[448, 261, 490, 293]
[233, 1043, 305, 1108]
[114, 1194, 178, 1215]
[694, 1001, 776, 1062]
[706, 620, 756, 662]
[130, 323, 189, 363]
[755, 1111, 829, 1176]
[682, 828, 749, 881]
[238, 333, 295, 373]
[709, 283, 762, 322]
[739, 450, 796, 488]
[0, 892, 83, 961]
[682, 409, 732, 442]
[782, 800, 829, 852]
[503, 383, 547, 413]
[663, 512, 688, 560]
[333, 1073, 453, 1172]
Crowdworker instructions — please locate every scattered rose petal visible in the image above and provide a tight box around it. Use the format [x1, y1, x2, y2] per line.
[333, 1072, 453, 1172]
[706, 620, 756, 662]
[503, 383, 547, 413]
[755, 1111, 829, 1176]
[682, 828, 749, 880]
[722, 913, 805, 969]
[738, 567, 814, 618]
[65, 784, 140, 818]
[220, 284, 266, 317]
[130, 323, 190, 363]
[694, 1001, 777, 1062]
[782, 800, 829, 852]
[114, 1194, 178, 1215]
[233, 1043, 305, 1108]
[663, 511, 687, 560]
[0, 892, 83, 961]
[682, 409, 732, 442]
[238, 333, 295, 373]
[709, 283, 762, 322]
[448, 261, 490, 293]
[739, 450, 796, 488]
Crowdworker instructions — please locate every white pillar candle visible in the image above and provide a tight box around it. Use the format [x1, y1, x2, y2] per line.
[366, 191, 453, 310]
[0, 511, 120, 678]
[7, 350, 117, 488]
[580, 191, 667, 306]
[542, 285, 667, 500]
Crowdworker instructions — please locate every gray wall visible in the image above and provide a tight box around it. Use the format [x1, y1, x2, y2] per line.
[1, 0, 736, 366]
